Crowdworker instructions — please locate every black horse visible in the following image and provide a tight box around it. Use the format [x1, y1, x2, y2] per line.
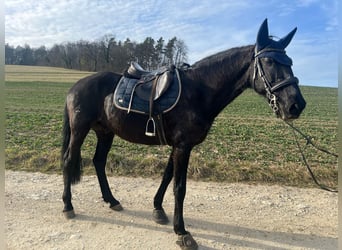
[62, 19, 306, 249]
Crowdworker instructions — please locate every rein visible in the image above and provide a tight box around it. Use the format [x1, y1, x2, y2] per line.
[284, 121, 338, 193]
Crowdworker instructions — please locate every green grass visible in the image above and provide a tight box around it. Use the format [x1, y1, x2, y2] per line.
[5, 65, 338, 188]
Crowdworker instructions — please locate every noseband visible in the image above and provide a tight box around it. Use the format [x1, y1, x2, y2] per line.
[253, 47, 299, 114]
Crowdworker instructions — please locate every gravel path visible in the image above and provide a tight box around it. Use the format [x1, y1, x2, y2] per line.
[5, 170, 337, 249]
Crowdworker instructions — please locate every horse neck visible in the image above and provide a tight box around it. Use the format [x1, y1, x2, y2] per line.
[191, 45, 254, 119]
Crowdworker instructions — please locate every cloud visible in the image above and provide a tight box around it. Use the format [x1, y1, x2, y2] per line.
[288, 35, 338, 86]
[5, 0, 250, 43]
[5, 0, 338, 87]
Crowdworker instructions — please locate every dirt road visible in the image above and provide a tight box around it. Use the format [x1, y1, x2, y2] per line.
[5, 171, 337, 249]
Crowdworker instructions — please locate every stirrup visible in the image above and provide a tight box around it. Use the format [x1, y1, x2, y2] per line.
[145, 117, 156, 137]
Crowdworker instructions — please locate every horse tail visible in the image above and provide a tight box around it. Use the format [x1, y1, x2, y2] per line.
[61, 104, 82, 184]
[61, 104, 71, 163]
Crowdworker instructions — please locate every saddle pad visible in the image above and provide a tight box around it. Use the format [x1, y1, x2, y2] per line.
[113, 69, 181, 115]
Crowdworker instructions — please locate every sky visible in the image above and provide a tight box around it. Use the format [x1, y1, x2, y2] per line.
[5, 0, 338, 87]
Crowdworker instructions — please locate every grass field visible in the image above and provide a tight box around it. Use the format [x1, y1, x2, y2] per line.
[5, 65, 338, 188]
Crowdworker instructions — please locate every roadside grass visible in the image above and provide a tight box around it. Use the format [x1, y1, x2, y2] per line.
[5, 65, 337, 188]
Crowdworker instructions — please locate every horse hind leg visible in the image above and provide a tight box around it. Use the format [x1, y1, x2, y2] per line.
[61, 101, 93, 218]
[62, 127, 90, 219]
[93, 130, 123, 211]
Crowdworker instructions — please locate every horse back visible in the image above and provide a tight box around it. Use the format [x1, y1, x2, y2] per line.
[69, 71, 120, 98]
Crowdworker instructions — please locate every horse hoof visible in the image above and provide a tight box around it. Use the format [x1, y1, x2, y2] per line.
[110, 204, 123, 211]
[152, 209, 169, 225]
[63, 210, 76, 219]
[176, 233, 198, 250]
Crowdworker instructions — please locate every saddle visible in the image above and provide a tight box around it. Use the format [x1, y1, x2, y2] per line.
[113, 62, 181, 141]
[127, 62, 173, 101]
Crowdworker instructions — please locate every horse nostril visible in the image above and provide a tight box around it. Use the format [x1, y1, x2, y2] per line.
[289, 103, 301, 116]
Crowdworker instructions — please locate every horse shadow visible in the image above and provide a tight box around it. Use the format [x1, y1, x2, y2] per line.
[73, 208, 337, 250]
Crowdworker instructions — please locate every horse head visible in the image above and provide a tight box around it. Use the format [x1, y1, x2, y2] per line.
[252, 18, 306, 120]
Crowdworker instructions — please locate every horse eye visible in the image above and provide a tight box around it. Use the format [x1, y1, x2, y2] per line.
[263, 58, 274, 66]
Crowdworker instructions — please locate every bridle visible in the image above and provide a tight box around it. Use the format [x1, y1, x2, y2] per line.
[252, 46, 338, 192]
[252, 47, 299, 114]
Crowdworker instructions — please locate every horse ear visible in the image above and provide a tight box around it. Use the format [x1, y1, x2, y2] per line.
[256, 18, 270, 50]
[278, 27, 297, 49]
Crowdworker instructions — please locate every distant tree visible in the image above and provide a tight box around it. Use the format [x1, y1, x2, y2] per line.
[164, 37, 177, 65]
[75, 41, 87, 70]
[14, 45, 35, 65]
[138, 37, 156, 70]
[5, 44, 15, 64]
[34, 46, 48, 66]
[123, 38, 136, 64]
[109, 41, 127, 72]
[82, 41, 101, 71]
[99, 34, 116, 66]
[155, 37, 165, 67]
[5, 35, 188, 72]
[47, 44, 64, 68]
[60, 43, 78, 69]
[173, 39, 188, 67]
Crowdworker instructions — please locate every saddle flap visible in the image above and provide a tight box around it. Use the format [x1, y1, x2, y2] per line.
[135, 71, 173, 101]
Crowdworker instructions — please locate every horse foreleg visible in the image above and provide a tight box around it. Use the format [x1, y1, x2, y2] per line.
[173, 146, 198, 250]
[152, 149, 174, 224]
[93, 131, 123, 211]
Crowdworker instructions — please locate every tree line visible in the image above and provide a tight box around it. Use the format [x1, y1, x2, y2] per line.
[5, 35, 188, 72]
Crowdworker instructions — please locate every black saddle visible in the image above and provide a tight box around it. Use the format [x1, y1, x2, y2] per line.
[126, 62, 174, 101]
[113, 62, 181, 138]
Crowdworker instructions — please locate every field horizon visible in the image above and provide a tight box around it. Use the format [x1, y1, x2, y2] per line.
[5, 65, 338, 189]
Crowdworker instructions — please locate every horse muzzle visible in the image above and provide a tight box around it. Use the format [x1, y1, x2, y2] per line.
[279, 94, 306, 121]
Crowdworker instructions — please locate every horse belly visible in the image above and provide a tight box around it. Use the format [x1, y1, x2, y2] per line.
[109, 109, 164, 145]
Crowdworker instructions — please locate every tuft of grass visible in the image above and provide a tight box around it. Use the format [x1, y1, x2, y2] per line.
[5, 65, 337, 188]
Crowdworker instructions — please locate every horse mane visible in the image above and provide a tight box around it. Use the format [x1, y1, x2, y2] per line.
[193, 45, 254, 68]
[189, 45, 254, 86]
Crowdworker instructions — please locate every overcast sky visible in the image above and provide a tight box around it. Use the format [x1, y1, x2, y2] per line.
[5, 0, 338, 87]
